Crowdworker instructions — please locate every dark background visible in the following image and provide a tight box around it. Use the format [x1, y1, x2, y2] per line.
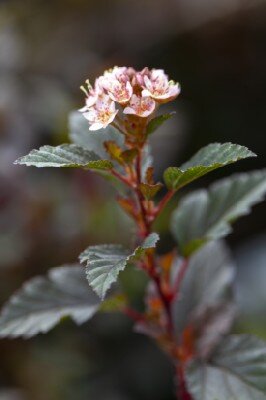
[0, 1, 266, 399]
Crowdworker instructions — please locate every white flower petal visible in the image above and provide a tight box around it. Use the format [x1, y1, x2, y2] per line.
[144, 76, 153, 91]
[86, 96, 97, 107]
[83, 111, 96, 121]
[123, 106, 135, 115]
[141, 89, 152, 98]
[107, 110, 118, 124]
[89, 122, 105, 131]
[79, 106, 88, 112]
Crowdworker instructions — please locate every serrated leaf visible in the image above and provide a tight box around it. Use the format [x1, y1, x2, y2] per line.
[117, 197, 137, 219]
[145, 166, 155, 185]
[186, 334, 266, 400]
[140, 182, 163, 200]
[173, 242, 235, 351]
[171, 170, 266, 256]
[194, 302, 236, 360]
[146, 112, 175, 135]
[120, 149, 138, 164]
[0, 265, 100, 338]
[104, 140, 124, 164]
[80, 245, 129, 300]
[103, 142, 137, 166]
[69, 111, 124, 158]
[79, 233, 159, 300]
[164, 142, 256, 190]
[14, 144, 113, 170]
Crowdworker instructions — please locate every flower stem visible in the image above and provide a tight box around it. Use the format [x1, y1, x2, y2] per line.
[114, 135, 191, 400]
[134, 148, 174, 336]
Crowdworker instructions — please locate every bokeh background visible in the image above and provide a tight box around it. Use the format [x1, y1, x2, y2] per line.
[0, 0, 266, 399]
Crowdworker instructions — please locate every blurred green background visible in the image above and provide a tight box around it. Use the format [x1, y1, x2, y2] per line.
[0, 0, 266, 399]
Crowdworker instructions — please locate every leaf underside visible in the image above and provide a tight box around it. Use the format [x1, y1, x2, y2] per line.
[164, 142, 256, 190]
[186, 334, 266, 400]
[173, 241, 235, 341]
[80, 233, 159, 300]
[0, 265, 101, 338]
[171, 170, 266, 256]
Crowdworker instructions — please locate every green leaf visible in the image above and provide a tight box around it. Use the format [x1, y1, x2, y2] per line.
[104, 142, 137, 166]
[120, 149, 138, 164]
[186, 334, 266, 400]
[164, 142, 256, 190]
[14, 144, 113, 170]
[146, 112, 175, 135]
[69, 111, 124, 158]
[100, 293, 128, 312]
[104, 140, 124, 165]
[173, 242, 235, 354]
[140, 182, 163, 200]
[171, 170, 266, 256]
[0, 265, 100, 338]
[79, 233, 159, 300]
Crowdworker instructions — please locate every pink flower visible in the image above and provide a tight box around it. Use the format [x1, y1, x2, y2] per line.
[125, 67, 137, 79]
[82, 94, 118, 131]
[79, 79, 103, 111]
[123, 94, 156, 118]
[133, 67, 149, 87]
[100, 67, 133, 105]
[79, 66, 180, 130]
[141, 69, 180, 103]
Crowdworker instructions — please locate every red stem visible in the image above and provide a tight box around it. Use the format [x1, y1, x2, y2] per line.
[133, 152, 191, 399]
[111, 169, 133, 189]
[153, 189, 175, 220]
[113, 142, 191, 400]
[135, 148, 174, 336]
[156, 281, 174, 335]
[135, 151, 151, 237]
[124, 307, 146, 323]
[176, 364, 192, 400]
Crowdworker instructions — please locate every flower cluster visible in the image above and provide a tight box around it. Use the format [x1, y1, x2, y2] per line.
[80, 67, 180, 131]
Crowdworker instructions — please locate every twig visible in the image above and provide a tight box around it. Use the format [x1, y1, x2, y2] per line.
[176, 364, 192, 400]
[124, 307, 146, 323]
[110, 169, 134, 189]
[153, 189, 175, 220]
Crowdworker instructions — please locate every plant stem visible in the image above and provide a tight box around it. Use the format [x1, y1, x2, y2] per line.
[115, 139, 191, 400]
[124, 307, 146, 323]
[110, 168, 133, 189]
[176, 364, 192, 400]
[133, 150, 191, 400]
[146, 254, 174, 336]
[153, 189, 175, 220]
[135, 148, 174, 336]
[111, 121, 127, 136]
[134, 149, 150, 237]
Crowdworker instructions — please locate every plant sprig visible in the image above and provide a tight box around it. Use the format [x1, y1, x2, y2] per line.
[1, 66, 266, 400]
